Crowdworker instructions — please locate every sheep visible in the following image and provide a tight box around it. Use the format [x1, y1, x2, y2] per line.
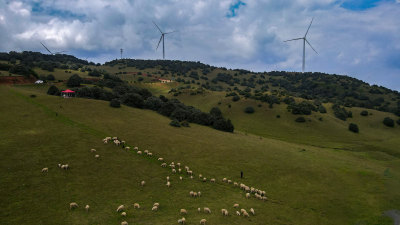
[243, 211, 250, 217]
[197, 191, 201, 197]
[42, 167, 48, 172]
[210, 178, 215, 183]
[234, 182, 238, 187]
[190, 176, 193, 179]
[90, 149, 96, 152]
[103, 139, 108, 144]
[197, 207, 201, 212]
[200, 218, 207, 224]
[240, 209, 246, 214]
[114, 140, 121, 146]
[121, 212, 126, 216]
[233, 203, 239, 208]
[178, 168, 182, 173]
[69, 202, 78, 210]
[121, 140, 126, 145]
[152, 206, 158, 211]
[179, 176, 183, 181]
[176, 162, 181, 167]
[95, 154, 100, 159]
[199, 174, 203, 179]
[137, 151, 142, 155]
[170, 164, 176, 169]
[221, 209, 229, 216]
[166, 176, 170, 181]
[222, 178, 227, 182]
[144, 150, 149, 154]
[158, 158, 164, 161]
[246, 193, 251, 199]
[161, 163, 167, 167]
[141, 181, 145, 186]
[121, 221, 128, 225]
[61, 164, 69, 170]
[193, 192, 198, 197]
[116, 205, 125, 212]
[125, 147, 130, 151]
[134, 147, 138, 151]
[262, 196, 268, 201]
[178, 217, 186, 224]
[180, 208, 187, 214]
[166, 181, 171, 187]
[187, 171, 193, 175]
[236, 211, 241, 216]
[172, 169, 176, 173]
[250, 208, 255, 215]
[148, 152, 153, 157]
[228, 180, 232, 184]
[85, 205, 90, 212]
[153, 202, 160, 207]
[134, 203, 140, 209]
[58, 164, 61, 168]
[203, 207, 211, 214]
[112, 137, 118, 140]
[190, 191, 194, 197]
[202, 178, 207, 182]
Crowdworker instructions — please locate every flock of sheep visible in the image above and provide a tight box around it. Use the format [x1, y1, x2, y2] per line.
[41, 136, 268, 224]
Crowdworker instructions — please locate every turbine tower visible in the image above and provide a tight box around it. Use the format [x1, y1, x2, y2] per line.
[284, 18, 318, 73]
[153, 21, 176, 59]
[40, 42, 67, 55]
[120, 48, 123, 59]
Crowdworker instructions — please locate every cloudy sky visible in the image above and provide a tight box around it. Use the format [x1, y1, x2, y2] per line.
[1, 0, 400, 90]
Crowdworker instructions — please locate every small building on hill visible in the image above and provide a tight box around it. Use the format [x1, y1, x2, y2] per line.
[35, 80, 44, 84]
[159, 78, 173, 83]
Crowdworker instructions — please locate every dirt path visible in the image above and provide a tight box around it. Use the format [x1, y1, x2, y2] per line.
[385, 210, 400, 225]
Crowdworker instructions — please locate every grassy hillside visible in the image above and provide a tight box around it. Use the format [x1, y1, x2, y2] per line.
[1, 85, 399, 224]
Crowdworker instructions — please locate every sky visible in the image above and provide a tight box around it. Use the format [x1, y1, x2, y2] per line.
[0, 0, 400, 90]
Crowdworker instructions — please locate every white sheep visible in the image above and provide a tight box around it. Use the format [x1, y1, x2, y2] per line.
[69, 202, 78, 210]
[121, 221, 128, 225]
[112, 137, 118, 140]
[134, 147, 138, 151]
[95, 154, 100, 159]
[190, 191, 194, 197]
[158, 158, 164, 161]
[193, 192, 198, 197]
[148, 152, 153, 157]
[137, 151, 142, 155]
[250, 208, 255, 215]
[199, 174, 202, 179]
[222, 178, 227, 182]
[176, 162, 181, 167]
[85, 205, 90, 212]
[204, 207, 211, 214]
[116, 205, 125, 212]
[141, 181, 146, 186]
[58, 164, 61, 168]
[161, 163, 167, 167]
[114, 140, 121, 146]
[152, 206, 158, 211]
[166, 176, 170, 181]
[134, 203, 140, 209]
[202, 178, 207, 182]
[125, 147, 130, 150]
[153, 202, 160, 207]
[144, 150, 149, 154]
[236, 211, 240, 216]
[200, 218, 207, 224]
[179, 176, 183, 181]
[180, 208, 187, 214]
[228, 180, 232, 184]
[187, 171, 193, 175]
[121, 212, 126, 216]
[210, 178, 215, 183]
[172, 169, 176, 173]
[234, 182, 238, 187]
[197, 207, 201, 212]
[166, 181, 171, 187]
[246, 193, 250, 199]
[103, 139, 108, 144]
[221, 209, 229, 216]
[121, 140, 126, 145]
[190, 176, 193, 179]
[240, 209, 246, 214]
[90, 149, 96, 152]
[178, 168, 182, 173]
[233, 203, 239, 208]
[243, 211, 250, 217]
[178, 217, 186, 224]
[42, 167, 48, 172]
[262, 196, 268, 201]
[198, 191, 201, 197]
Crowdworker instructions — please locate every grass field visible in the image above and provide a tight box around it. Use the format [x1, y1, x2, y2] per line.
[0, 84, 399, 225]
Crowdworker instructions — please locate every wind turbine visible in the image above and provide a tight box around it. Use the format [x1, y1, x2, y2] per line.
[40, 42, 67, 55]
[284, 18, 318, 73]
[153, 21, 176, 59]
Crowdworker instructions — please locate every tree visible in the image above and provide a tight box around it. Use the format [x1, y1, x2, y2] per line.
[46, 74, 55, 81]
[349, 123, 359, 133]
[232, 95, 240, 102]
[244, 106, 255, 114]
[360, 110, 368, 116]
[210, 107, 222, 119]
[47, 85, 60, 96]
[383, 117, 395, 127]
[110, 99, 121, 108]
[213, 118, 234, 132]
[295, 117, 306, 123]
[67, 74, 83, 87]
[169, 119, 181, 127]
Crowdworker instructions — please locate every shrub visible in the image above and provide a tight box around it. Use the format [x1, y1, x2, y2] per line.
[295, 117, 306, 123]
[47, 85, 60, 96]
[122, 93, 144, 108]
[67, 74, 82, 87]
[276, 115, 280, 118]
[181, 121, 190, 127]
[397, 119, 400, 125]
[210, 107, 223, 119]
[30, 94, 36, 98]
[232, 95, 240, 102]
[212, 119, 234, 132]
[169, 119, 181, 127]
[244, 106, 255, 114]
[349, 123, 359, 133]
[383, 117, 395, 127]
[360, 110, 368, 116]
[46, 74, 55, 81]
[110, 99, 121, 108]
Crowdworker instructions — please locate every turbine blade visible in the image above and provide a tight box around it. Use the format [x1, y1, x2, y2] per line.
[305, 39, 318, 54]
[156, 35, 163, 50]
[284, 38, 303, 42]
[164, 30, 177, 35]
[304, 17, 314, 37]
[54, 51, 67, 54]
[40, 42, 53, 54]
[153, 21, 163, 34]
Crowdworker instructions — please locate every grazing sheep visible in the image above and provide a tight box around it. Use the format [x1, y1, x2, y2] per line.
[134, 147, 138, 151]
[172, 169, 176, 173]
[58, 164, 61, 168]
[193, 192, 198, 197]
[223, 178, 227, 182]
[161, 163, 167, 167]
[114, 140, 121, 146]
[197, 191, 201, 197]
[170, 164, 176, 169]
[153, 203, 160, 207]
[116, 205, 125, 212]
[210, 178, 215, 183]
[178, 168, 182, 173]
[137, 151, 142, 155]
[125, 147, 130, 150]
[199, 174, 202, 179]
[166, 181, 171, 187]
[134, 203, 140, 209]
[198, 208, 201, 212]
[121, 140, 126, 145]
[121, 221, 128, 225]
[262, 196, 268, 201]
[236, 211, 241, 216]
[190, 191, 194, 197]
[42, 167, 48, 172]
[144, 150, 149, 154]
[180, 208, 187, 214]
[148, 152, 153, 157]
[202, 178, 207, 182]
[90, 149, 96, 152]
[234, 182, 238, 187]
[240, 209, 246, 214]
[61, 164, 69, 170]
[228, 180, 232, 184]
[103, 139, 108, 144]
[176, 162, 181, 167]
[166, 176, 170, 181]
[246, 193, 251, 199]
[69, 202, 78, 210]
[178, 217, 186, 224]
[187, 171, 193, 175]
[112, 137, 118, 140]
[204, 207, 211, 214]
[141, 181, 145, 186]
[190, 176, 193, 179]
[152, 206, 158, 211]
[121, 212, 126, 216]
[95, 154, 100, 159]
[180, 176, 183, 181]
[221, 209, 229, 216]
[250, 208, 255, 215]
[233, 203, 239, 208]
[158, 158, 164, 161]
[85, 205, 90, 212]
[243, 211, 250, 217]
[200, 218, 207, 224]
